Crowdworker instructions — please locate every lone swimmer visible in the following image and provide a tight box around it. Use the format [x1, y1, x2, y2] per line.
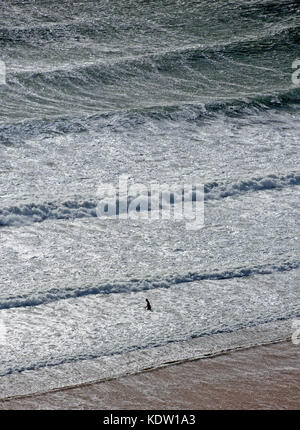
[145, 298, 152, 311]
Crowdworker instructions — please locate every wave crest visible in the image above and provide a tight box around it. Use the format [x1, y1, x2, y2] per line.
[0, 172, 299, 227]
[0, 260, 298, 310]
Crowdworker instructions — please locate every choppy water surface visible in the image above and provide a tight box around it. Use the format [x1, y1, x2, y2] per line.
[0, 0, 299, 398]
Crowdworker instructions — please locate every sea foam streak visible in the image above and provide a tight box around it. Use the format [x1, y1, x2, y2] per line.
[0, 260, 298, 310]
[0, 172, 298, 227]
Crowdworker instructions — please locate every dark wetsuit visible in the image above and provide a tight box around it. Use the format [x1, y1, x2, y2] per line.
[145, 299, 152, 311]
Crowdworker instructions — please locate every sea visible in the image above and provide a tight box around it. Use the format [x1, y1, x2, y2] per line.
[0, 0, 299, 401]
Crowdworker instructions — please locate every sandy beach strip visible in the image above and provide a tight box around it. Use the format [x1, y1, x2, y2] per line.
[0, 340, 299, 410]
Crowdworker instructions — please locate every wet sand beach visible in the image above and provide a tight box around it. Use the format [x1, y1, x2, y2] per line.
[0, 340, 299, 410]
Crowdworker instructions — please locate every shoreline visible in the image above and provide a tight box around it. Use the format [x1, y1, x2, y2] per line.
[0, 319, 293, 401]
[1, 340, 299, 410]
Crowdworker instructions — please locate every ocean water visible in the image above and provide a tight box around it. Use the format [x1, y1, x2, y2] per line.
[0, 0, 299, 399]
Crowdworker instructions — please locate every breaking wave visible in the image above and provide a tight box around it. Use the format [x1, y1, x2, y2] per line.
[0, 172, 299, 227]
[0, 259, 298, 310]
[1, 87, 299, 143]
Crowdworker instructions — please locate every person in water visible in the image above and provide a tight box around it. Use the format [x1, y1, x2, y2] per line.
[145, 298, 152, 311]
